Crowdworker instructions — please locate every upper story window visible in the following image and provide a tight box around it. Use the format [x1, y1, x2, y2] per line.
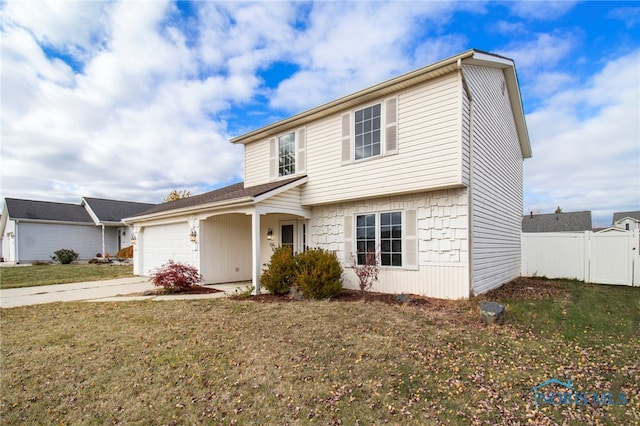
[342, 96, 397, 164]
[278, 132, 296, 177]
[354, 104, 381, 160]
[270, 128, 306, 180]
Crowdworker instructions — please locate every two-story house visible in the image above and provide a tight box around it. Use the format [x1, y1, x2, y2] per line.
[125, 49, 531, 299]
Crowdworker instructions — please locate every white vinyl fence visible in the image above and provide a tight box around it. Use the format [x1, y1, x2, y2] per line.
[521, 230, 640, 286]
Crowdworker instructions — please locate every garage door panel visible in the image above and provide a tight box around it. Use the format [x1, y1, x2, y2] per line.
[141, 223, 192, 275]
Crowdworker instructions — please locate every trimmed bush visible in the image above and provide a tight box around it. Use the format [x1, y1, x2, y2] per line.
[51, 249, 79, 265]
[294, 248, 343, 300]
[116, 246, 133, 258]
[151, 260, 203, 292]
[261, 246, 297, 295]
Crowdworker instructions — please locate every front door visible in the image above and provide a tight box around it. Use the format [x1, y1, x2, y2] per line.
[281, 223, 295, 254]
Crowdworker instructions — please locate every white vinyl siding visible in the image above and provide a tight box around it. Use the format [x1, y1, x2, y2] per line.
[139, 222, 193, 276]
[302, 73, 462, 206]
[14, 222, 102, 263]
[464, 64, 524, 294]
[245, 140, 271, 187]
[200, 214, 252, 284]
[311, 189, 469, 299]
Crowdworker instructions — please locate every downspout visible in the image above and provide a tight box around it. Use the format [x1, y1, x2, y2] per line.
[15, 220, 19, 264]
[458, 58, 475, 298]
[101, 224, 106, 258]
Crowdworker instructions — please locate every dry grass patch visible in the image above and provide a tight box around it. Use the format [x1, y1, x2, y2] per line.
[1, 279, 638, 425]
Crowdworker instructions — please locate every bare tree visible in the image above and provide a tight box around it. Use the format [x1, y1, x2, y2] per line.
[164, 189, 191, 203]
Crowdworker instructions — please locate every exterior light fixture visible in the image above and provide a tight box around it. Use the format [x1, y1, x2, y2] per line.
[131, 233, 137, 244]
[190, 228, 197, 242]
[267, 228, 273, 240]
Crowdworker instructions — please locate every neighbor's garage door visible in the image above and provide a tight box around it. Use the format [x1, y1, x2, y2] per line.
[140, 222, 193, 275]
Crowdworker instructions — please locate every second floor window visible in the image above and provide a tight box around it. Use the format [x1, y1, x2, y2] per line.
[278, 132, 296, 176]
[354, 104, 381, 160]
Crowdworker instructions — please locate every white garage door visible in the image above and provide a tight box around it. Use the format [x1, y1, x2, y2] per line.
[140, 222, 193, 275]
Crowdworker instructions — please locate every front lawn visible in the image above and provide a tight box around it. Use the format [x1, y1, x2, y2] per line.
[1, 279, 638, 424]
[0, 263, 134, 289]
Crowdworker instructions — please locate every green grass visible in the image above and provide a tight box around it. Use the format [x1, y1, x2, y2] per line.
[0, 264, 134, 289]
[1, 279, 638, 425]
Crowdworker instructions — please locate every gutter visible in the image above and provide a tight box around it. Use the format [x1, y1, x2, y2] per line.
[123, 197, 255, 224]
[458, 58, 476, 297]
[232, 50, 477, 145]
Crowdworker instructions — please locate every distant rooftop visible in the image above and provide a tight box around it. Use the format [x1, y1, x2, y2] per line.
[522, 211, 592, 233]
[612, 211, 640, 224]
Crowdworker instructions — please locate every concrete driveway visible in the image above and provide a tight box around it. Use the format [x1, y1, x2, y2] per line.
[0, 277, 243, 308]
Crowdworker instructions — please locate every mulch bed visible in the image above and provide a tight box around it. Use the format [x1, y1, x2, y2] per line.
[143, 285, 222, 296]
[237, 277, 565, 308]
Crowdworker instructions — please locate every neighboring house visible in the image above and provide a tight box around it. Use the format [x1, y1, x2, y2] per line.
[0, 197, 154, 264]
[125, 49, 532, 299]
[522, 211, 592, 233]
[612, 211, 640, 231]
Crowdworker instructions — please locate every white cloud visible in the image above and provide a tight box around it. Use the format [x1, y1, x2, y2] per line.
[0, 0, 245, 204]
[524, 50, 640, 226]
[269, 1, 465, 112]
[508, 1, 578, 20]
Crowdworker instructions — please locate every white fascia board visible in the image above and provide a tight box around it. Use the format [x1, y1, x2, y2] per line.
[123, 197, 255, 224]
[13, 219, 96, 226]
[253, 176, 308, 203]
[81, 198, 101, 225]
[463, 52, 532, 159]
[231, 50, 477, 145]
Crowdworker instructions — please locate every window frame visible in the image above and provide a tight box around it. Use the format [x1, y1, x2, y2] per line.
[353, 102, 382, 162]
[277, 131, 296, 177]
[355, 210, 404, 268]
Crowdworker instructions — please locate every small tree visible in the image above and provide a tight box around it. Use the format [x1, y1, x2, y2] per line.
[350, 251, 379, 296]
[51, 248, 79, 264]
[554, 206, 563, 214]
[164, 189, 191, 203]
[151, 260, 203, 293]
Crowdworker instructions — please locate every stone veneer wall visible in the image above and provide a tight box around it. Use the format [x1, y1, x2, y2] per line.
[309, 187, 469, 267]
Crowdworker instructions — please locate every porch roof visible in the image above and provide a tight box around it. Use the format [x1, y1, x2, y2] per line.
[125, 176, 307, 222]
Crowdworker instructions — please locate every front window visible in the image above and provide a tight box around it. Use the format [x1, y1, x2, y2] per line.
[356, 214, 376, 265]
[380, 212, 402, 266]
[356, 212, 402, 266]
[278, 132, 295, 176]
[354, 104, 381, 160]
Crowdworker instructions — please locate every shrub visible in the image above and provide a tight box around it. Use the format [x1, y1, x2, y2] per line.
[116, 246, 133, 258]
[151, 260, 203, 292]
[261, 246, 297, 295]
[51, 249, 79, 264]
[295, 248, 343, 300]
[349, 251, 379, 296]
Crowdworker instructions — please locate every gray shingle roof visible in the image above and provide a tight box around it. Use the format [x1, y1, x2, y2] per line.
[83, 197, 155, 223]
[131, 176, 306, 218]
[612, 211, 640, 224]
[5, 198, 93, 223]
[522, 211, 592, 233]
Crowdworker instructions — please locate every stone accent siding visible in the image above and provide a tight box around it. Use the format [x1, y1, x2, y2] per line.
[309, 188, 469, 265]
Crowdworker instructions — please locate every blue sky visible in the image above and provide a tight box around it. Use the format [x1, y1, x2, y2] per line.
[1, 1, 638, 227]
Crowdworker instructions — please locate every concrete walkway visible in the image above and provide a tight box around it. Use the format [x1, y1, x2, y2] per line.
[0, 277, 250, 308]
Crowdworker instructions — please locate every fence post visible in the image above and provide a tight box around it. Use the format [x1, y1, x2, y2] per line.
[584, 231, 591, 283]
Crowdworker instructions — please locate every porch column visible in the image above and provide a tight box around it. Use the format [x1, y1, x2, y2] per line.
[251, 210, 261, 295]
